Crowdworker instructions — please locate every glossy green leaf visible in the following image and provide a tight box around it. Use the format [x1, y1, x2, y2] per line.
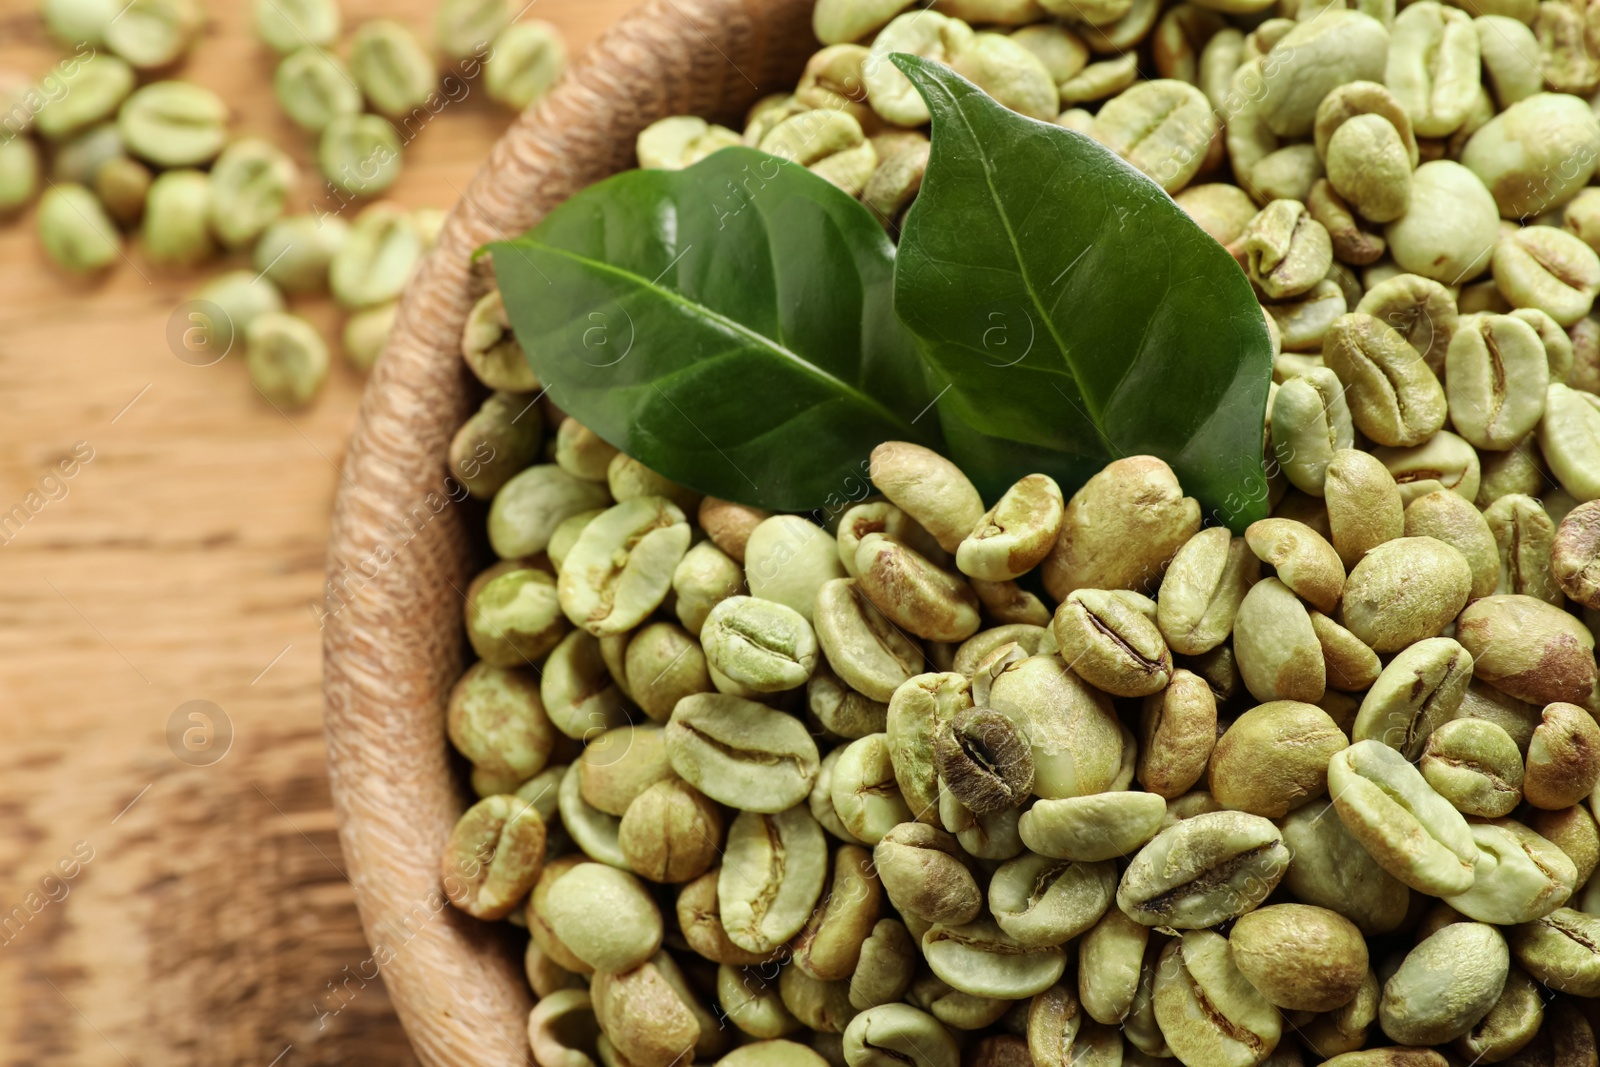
[892, 54, 1274, 530]
[487, 146, 942, 513]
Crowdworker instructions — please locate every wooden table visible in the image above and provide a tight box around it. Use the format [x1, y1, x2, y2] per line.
[0, 0, 636, 1061]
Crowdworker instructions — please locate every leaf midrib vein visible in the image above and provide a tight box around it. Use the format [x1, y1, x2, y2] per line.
[527, 241, 918, 436]
[936, 78, 1115, 456]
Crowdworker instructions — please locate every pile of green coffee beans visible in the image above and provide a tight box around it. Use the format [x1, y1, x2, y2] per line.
[439, 3, 1600, 1064]
[442, 388, 1600, 1067]
[0, 0, 565, 407]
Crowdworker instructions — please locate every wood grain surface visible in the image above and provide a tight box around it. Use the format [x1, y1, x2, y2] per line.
[0, 0, 636, 1062]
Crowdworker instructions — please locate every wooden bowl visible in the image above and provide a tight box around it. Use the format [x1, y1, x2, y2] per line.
[320, 2, 812, 1062]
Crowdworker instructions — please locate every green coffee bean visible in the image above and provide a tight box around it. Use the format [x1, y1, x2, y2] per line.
[118, 81, 227, 168]
[553, 419, 618, 483]
[274, 47, 363, 132]
[955, 474, 1063, 583]
[862, 12, 975, 127]
[485, 20, 566, 109]
[1419, 718, 1524, 817]
[1324, 312, 1448, 448]
[245, 311, 328, 408]
[987, 852, 1115, 948]
[1328, 739, 1478, 895]
[1457, 593, 1599, 708]
[874, 821, 980, 926]
[701, 595, 819, 694]
[1256, 11, 1388, 137]
[0, 136, 39, 215]
[1229, 903, 1368, 1011]
[1208, 700, 1345, 817]
[1524, 701, 1600, 809]
[36, 182, 120, 274]
[35, 52, 133, 141]
[830, 735, 911, 844]
[746, 514, 846, 622]
[1385, 161, 1500, 283]
[1453, 965, 1543, 1063]
[718, 964, 800, 1039]
[720, 806, 828, 954]
[1510, 907, 1600, 995]
[486, 463, 611, 560]
[1445, 313, 1549, 449]
[1442, 818, 1577, 924]
[1387, 2, 1481, 138]
[607, 453, 699, 513]
[842, 1004, 957, 1067]
[51, 125, 125, 191]
[1494, 225, 1600, 326]
[255, 0, 341, 53]
[434, 0, 512, 61]
[253, 214, 348, 294]
[921, 917, 1066, 1000]
[673, 540, 745, 636]
[207, 138, 297, 249]
[105, 0, 202, 69]
[1373, 430, 1483, 507]
[1019, 792, 1165, 861]
[1462, 92, 1600, 219]
[1539, 383, 1600, 502]
[543, 862, 663, 972]
[813, 579, 923, 704]
[1245, 517, 1345, 612]
[1116, 810, 1290, 928]
[1176, 182, 1257, 246]
[1310, 610, 1382, 693]
[1151, 930, 1283, 1067]
[192, 270, 285, 356]
[1552, 499, 1600, 608]
[666, 693, 820, 812]
[1379, 921, 1509, 1045]
[1243, 199, 1334, 300]
[1270, 368, 1355, 496]
[843, 918, 917, 1011]
[1355, 272, 1458, 376]
[93, 156, 148, 226]
[590, 954, 702, 1067]
[464, 564, 565, 666]
[636, 115, 741, 169]
[342, 301, 397, 373]
[1045, 455, 1199, 599]
[329, 202, 422, 309]
[1232, 578, 1325, 704]
[1280, 800, 1412, 934]
[42, 0, 116, 47]
[987, 655, 1122, 800]
[1325, 114, 1411, 223]
[440, 793, 546, 920]
[1092, 79, 1216, 193]
[447, 661, 552, 794]
[349, 19, 436, 117]
[318, 113, 403, 197]
[1052, 588, 1172, 698]
[1339, 536, 1472, 652]
[1353, 637, 1473, 759]
[142, 167, 213, 267]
